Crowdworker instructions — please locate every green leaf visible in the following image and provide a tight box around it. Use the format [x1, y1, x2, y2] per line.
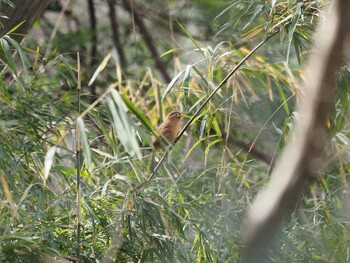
[4, 35, 31, 75]
[160, 48, 180, 57]
[242, 4, 264, 31]
[177, 20, 205, 58]
[276, 83, 290, 115]
[7, 20, 26, 34]
[107, 89, 142, 159]
[77, 117, 92, 171]
[162, 70, 183, 101]
[0, 38, 17, 74]
[120, 93, 154, 133]
[88, 53, 111, 86]
[286, 2, 303, 62]
[59, 55, 77, 83]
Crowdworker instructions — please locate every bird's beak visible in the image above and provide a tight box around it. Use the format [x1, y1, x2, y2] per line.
[180, 113, 189, 118]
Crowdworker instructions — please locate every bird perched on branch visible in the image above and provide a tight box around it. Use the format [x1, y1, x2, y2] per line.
[151, 111, 182, 171]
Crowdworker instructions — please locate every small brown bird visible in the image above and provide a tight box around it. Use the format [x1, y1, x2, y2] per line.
[151, 111, 182, 171]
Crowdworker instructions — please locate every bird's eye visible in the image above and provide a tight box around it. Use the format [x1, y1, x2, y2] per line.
[173, 112, 181, 118]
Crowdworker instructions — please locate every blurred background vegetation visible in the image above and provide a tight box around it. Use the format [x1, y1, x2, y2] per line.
[1, 0, 350, 262]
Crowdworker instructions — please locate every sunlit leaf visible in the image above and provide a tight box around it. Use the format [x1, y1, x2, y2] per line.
[77, 117, 92, 171]
[162, 70, 183, 101]
[88, 53, 112, 86]
[177, 20, 205, 58]
[160, 48, 181, 57]
[7, 20, 26, 34]
[44, 146, 57, 181]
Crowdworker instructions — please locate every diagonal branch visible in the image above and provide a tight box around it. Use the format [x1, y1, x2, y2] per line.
[137, 30, 278, 189]
[230, 138, 273, 165]
[242, 0, 350, 261]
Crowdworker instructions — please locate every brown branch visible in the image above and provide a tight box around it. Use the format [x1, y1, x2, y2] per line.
[242, 1, 350, 261]
[230, 138, 273, 166]
[121, 0, 171, 83]
[107, 0, 127, 67]
[221, 128, 273, 165]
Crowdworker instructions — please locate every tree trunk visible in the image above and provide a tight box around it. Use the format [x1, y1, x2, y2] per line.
[242, 0, 350, 261]
[0, 0, 50, 41]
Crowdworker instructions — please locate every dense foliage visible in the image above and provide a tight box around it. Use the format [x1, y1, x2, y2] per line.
[1, 0, 350, 262]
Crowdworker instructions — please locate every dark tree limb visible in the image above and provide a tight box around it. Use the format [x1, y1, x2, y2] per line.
[87, 0, 98, 95]
[121, 0, 171, 83]
[0, 0, 50, 41]
[242, 1, 350, 261]
[231, 138, 273, 166]
[221, 130, 273, 165]
[87, 0, 97, 65]
[107, 0, 127, 68]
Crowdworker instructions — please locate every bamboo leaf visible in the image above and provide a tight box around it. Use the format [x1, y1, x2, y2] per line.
[4, 35, 31, 74]
[0, 38, 17, 74]
[121, 93, 154, 132]
[44, 146, 57, 181]
[286, 2, 303, 62]
[162, 70, 183, 101]
[88, 53, 112, 86]
[177, 20, 205, 58]
[107, 90, 142, 159]
[7, 20, 26, 34]
[59, 55, 77, 83]
[77, 117, 92, 171]
[242, 4, 264, 31]
[160, 48, 180, 57]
